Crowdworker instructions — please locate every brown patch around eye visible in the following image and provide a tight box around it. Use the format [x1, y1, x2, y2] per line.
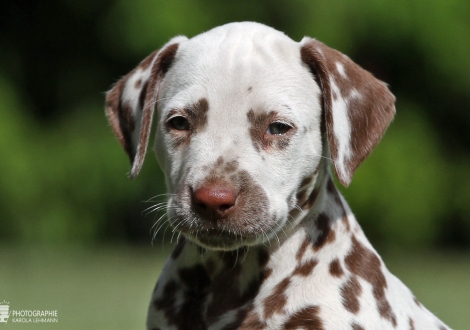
[166, 98, 209, 148]
[187, 98, 209, 132]
[247, 109, 296, 152]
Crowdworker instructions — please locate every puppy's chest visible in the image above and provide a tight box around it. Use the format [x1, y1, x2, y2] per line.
[149, 242, 270, 330]
[149, 238, 347, 330]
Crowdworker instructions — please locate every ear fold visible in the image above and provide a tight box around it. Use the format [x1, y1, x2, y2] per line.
[105, 36, 187, 178]
[300, 37, 396, 186]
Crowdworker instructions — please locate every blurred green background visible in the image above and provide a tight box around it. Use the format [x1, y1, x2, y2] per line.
[1, 0, 469, 328]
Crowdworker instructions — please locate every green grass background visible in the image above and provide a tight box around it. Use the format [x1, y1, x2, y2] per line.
[1, 245, 468, 329]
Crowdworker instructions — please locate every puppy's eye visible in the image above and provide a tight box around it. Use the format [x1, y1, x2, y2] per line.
[168, 116, 190, 131]
[267, 122, 291, 135]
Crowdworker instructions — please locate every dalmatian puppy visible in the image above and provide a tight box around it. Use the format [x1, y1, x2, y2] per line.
[105, 22, 450, 330]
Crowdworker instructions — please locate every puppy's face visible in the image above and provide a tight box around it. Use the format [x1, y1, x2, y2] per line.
[105, 22, 395, 251]
[154, 25, 323, 249]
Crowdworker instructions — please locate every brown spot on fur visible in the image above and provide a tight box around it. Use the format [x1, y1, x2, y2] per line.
[340, 276, 362, 314]
[293, 259, 318, 277]
[329, 258, 344, 277]
[345, 236, 397, 326]
[300, 39, 395, 186]
[296, 236, 311, 261]
[409, 317, 415, 330]
[153, 280, 178, 323]
[135, 78, 142, 89]
[302, 187, 320, 210]
[282, 305, 324, 330]
[166, 264, 209, 329]
[295, 172, 320, 212]
[247, 109, 296, 152]
[207, 275, 261, 324]
[264, 278, 290, 318]
[300, 176, 314, 189]
[205, 249, 266, 325]
[313, 213, 336, 251]
[224, 160, 239, 173]
[247, 86, 253, 93]
[351, 323, 365, 330]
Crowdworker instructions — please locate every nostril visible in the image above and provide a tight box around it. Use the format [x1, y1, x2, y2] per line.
[197, 202, 208, 210]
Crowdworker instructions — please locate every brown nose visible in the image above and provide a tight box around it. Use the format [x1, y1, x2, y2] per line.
[192, 184, 237, 219]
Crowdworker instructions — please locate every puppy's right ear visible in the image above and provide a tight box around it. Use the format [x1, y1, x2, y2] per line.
[105, 36, 187, 178]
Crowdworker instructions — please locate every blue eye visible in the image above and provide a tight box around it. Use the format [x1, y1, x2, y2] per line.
[267, 122, 291, 135]
[169, 116, 190, 131]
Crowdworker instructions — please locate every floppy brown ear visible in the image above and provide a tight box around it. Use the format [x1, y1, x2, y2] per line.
[300, 37, 396, 186]
[105, 36, 187, 178]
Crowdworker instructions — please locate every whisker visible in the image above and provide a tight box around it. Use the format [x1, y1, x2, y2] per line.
[143, 193, 175, 203]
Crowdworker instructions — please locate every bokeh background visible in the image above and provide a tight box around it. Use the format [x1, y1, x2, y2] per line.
[1, 0, 469, 329]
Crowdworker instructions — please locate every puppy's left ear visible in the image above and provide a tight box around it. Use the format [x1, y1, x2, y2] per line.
[105, 36, 187, 178]
[300, 37, 396, 186]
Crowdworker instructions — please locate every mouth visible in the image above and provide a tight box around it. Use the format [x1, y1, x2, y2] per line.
[167, 210, 274, 251]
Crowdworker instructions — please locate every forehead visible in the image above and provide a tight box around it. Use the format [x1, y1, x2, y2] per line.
[159, 23, 320, 118]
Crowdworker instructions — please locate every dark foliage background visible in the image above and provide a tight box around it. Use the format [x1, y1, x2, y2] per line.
[1, 0, 469, 250]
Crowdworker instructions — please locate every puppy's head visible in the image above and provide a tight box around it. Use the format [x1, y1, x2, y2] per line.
[105, 22, 395, 250]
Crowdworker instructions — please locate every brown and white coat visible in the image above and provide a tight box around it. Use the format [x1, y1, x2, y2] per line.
[105, 22, 451, 330]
